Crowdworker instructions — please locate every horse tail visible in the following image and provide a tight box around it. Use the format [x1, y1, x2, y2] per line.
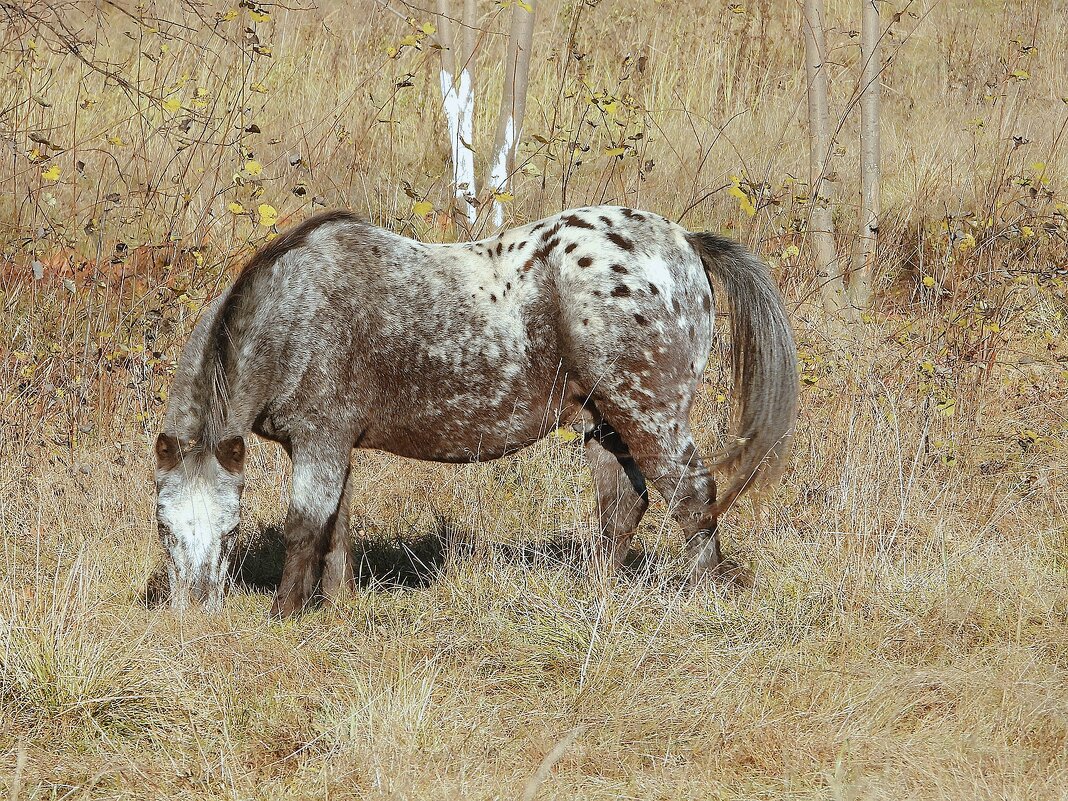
[687, 232, 799, 516]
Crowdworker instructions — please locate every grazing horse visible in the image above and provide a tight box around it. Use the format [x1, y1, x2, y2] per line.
[154, 207, 798, 616]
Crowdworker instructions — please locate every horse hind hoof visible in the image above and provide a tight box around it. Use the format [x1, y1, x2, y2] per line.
[688, 556, 752, 591]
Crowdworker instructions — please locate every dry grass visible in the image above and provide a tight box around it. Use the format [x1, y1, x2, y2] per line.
[2, 0, 1067, 798]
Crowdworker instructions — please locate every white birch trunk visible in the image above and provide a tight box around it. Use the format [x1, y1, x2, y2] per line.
[437, 0, 478, 227]
[852, 0, 881, 310]
[488, 0, 536, 227]
[802, 0, 850, 320]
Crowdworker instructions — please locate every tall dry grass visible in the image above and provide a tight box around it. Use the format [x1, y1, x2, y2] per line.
[1, 0, 1067, 798]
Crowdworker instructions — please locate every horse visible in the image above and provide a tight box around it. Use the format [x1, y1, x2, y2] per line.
[154, 207, 798, 616]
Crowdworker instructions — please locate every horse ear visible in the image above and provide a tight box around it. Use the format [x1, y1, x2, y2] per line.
[155, 433, 181, 471]
[215, 436, 246, 473]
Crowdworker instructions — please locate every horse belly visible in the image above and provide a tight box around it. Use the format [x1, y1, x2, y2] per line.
[365, 356, 580, 463]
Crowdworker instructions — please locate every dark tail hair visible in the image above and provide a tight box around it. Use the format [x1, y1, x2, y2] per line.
[688, 232, 799, 515]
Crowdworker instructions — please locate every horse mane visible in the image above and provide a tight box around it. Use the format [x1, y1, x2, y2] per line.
[196, 209, 364, 445]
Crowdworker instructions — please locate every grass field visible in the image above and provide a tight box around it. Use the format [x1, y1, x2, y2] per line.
[2, 0, 1068, 798]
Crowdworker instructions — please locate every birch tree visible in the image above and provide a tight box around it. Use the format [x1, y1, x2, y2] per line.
[487, 0, 535, 227]
[802, 0, 850, 320]
[851, 0, 881, 310]
[437, 0, 479, 226]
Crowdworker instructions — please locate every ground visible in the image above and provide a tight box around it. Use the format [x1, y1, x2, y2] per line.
[2, 0, 1068, 798]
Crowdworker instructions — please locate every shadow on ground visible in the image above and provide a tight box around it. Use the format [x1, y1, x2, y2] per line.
[142, 518, 680, 608]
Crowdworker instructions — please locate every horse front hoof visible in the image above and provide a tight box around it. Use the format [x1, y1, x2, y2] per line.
[269, 591, 305, 620]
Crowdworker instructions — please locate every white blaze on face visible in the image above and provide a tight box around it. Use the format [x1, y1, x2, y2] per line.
[156, 459, 242, 611]
[440, 68, 477, 224]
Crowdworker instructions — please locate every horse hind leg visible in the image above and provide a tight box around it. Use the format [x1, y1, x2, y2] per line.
[648, 436, 722, 585]
[583, 422, 649, 577]
[594, 411, 722, 585]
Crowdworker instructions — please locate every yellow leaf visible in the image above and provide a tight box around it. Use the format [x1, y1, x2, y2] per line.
[727, 175, 757, 217]
[162, 96, 181, 114]
[936, 398, 956, 417]
[399, 34, 419, 48]
[1020, 226, 1035, 238]
[553, 427, 580, 443]
[385, 45, 399, 58]
[244, 159, 263, 176]
[227, 201, 245, 214]
[41, 164, 61, 181]
[421, 21, 436, 35]
[1010, 69, 1030, 80]
[516, 0, 533, 11]
[249, 10, 271, 22]
[218, 8, 238, 21]
[922, 275, 935, 287]
[412, 200, 433, 217]
[250, 82, 268, 94]
[728, 3, 745, 13]
[492, 191, 514, 203]
[603, 146, 626, 158]
[107, 135, 125, 146]
[258, 203, 278, 226]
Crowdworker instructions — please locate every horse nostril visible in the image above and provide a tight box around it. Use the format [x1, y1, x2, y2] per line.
[189, 574, 213, 604]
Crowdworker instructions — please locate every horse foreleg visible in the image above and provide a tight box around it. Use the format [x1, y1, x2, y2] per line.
[271, 446, 350, 618]
[320, 471, 354, 600]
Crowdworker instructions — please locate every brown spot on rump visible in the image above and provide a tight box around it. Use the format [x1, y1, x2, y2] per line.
[599, 215, 614, 226]
[517, 241, 528, 250]
[371, 246, 381, 257]
[522, 259, 535, 272]
[564, 243, 578, 254]
[648, 283, 660, 295]
[507, 242, 516, 252]
[531, 238, 561, 263]
[610, 263, 628, 274]
[562, 214, 595, 229]
[506, 281, 512, 290]
[592, 289, 603, 297]
[702, 294, 712, 311]
[583, 319, 590, 326]
[490, 294, 497, 302]
[495, 242, 504, 256]
[612, 284, 632, 297]
[606, 232, 635, 251]
[634, 313, 649, 326]
[577, 256, 593, 268]
[541, 222, 563, 240]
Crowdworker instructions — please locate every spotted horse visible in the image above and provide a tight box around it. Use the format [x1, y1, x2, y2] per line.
[154, 207, 798, 616]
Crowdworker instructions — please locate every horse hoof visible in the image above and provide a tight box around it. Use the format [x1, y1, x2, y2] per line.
[269, 593, 304, 620]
